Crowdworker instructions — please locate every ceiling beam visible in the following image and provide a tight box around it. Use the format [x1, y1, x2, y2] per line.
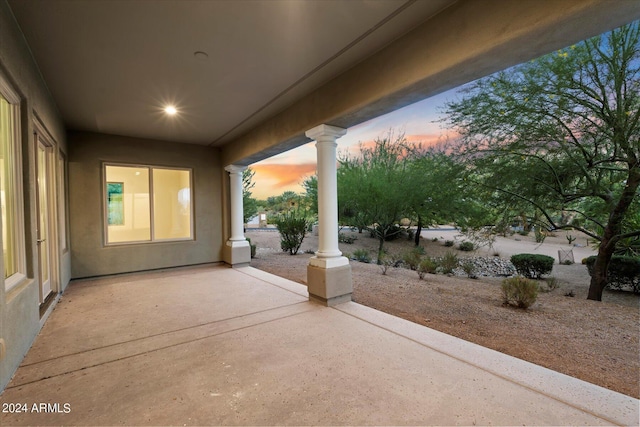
[221, 0, 640, 166]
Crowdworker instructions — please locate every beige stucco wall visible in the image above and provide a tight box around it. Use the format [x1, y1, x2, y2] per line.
[221, 0, 640, 167]
[0, 0, 69, 390]
[68, 131, 223, 279]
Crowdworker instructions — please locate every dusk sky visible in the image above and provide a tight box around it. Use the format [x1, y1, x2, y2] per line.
[250, 87, 460, 200]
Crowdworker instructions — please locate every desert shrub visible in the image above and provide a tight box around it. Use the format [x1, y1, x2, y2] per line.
[440, 251, 459, 274]
[510, 254, 554, 279]
[246, 238, 257, 258]
[275, 210, 310, 255]
[338, 232, 356, 244]
[353, 249, 371, 263]
[413, 245, 426, 255]
[562, 259, 573, 265]
[431, 237, 439, 242]
[402, 249, 422, 271]
[461, 261, 477, 279]
[534, 227, 546, 243]
[444, 240, 454, 247]
[547, 276, 559, 289]
[585, 256, 640, 294]
[378, 253, 395, 275]
[418, 257, 439, 274]
[501, 277, 538, 309]
[517, 230, 529, 236]
[417, 257, 438, 279]
[458, 241, 475, 251]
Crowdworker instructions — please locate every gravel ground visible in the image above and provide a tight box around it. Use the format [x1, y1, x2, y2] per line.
[246, 227, 640, 398]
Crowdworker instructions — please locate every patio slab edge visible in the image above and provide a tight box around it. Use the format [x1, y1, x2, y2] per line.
[335, 301, 640, 427]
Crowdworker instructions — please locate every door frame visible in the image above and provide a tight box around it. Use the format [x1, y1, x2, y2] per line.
[33, 116, 59, 307]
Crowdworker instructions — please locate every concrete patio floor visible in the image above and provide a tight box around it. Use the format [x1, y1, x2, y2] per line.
[1, 264, 638, 426]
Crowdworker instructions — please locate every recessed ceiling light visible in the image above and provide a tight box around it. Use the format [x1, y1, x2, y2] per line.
[164, 105, 177, 115]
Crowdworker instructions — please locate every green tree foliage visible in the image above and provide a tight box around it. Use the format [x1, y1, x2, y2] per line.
[337, 131, 414, 262]
[444, 23, 640, 301]
[242, 167, 259, 224]
[302, 175, 318, 215]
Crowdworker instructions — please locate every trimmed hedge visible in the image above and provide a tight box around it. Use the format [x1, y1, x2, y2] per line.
[510, 254, 554, 279]
[585, 256, 640, 294]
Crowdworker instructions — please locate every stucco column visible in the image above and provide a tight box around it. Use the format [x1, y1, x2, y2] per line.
[224, 164, 250, 266]
[305, 124, 352, 306]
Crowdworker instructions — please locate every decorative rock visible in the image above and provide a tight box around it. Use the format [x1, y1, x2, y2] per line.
[451, 257, 516, 277]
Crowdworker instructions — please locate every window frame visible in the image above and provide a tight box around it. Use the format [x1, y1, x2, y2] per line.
[0, 72, 27, 291]
[102, 163, 194, 246]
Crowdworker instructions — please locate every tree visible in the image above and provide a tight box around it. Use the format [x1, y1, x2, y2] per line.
[338, 131, 415, 262]
[444, 23, 640, 301]
[302, 175, 318, 215]
[407, 147, 478, 246]
[242, 167, 258, 224]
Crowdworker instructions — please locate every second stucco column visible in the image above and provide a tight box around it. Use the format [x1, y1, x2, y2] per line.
[305, 124, 352, 306]
[224, 164, 251, 266]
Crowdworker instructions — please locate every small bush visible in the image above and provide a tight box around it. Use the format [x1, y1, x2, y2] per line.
[413, 245, 426, 255]
[518, 230, 529, 236]
[461, 261, 477, 279]
[444, 240, 454, 247]
[534, 227, 546, 243]
[431, 237, 439, 242]
[378, 253, 395, 275]
[545, 276, 559, 291]
[407, 229, 415, 240]
[275, 210, 310, 255]
[440, 251, 458, 274]
[562, 259, 573, 265]
[246, 238, 257, 258]
[353, 249, 371, 263]
[501, 277, 538, 309]
[402, 249, 422, 271]
[510, 254, 554, 279]
[458, 241, 475, 251]
[417, 257, 438, 279]
[585, 255, 640, 294]
[338, 232, 356, 244]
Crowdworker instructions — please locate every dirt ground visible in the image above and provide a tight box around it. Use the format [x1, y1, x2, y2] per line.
[246, 227, 640, 399]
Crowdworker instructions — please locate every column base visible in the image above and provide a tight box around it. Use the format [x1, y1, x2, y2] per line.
[223, 240, 251, 267]
[307, 261, 352, 307]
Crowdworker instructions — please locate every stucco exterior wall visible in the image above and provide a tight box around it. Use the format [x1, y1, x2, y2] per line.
[220, 0, 640, 167]
[0, 0, 69, 390]
[68, 132, 223, 279]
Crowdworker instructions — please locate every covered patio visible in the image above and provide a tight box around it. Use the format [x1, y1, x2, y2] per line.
[1, 264, 636, 426]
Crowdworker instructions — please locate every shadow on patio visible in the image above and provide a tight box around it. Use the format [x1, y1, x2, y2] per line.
[1, 264, 637, 426]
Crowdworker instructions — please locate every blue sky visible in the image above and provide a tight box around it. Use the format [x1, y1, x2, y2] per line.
[250, 87, 460, 199]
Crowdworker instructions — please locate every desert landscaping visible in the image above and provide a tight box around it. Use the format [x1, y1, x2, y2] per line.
[246, 227, 640, 399]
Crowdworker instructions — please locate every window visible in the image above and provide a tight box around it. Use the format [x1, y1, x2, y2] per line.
[0, 75, 26, 289]
[104, 164, 192, 244]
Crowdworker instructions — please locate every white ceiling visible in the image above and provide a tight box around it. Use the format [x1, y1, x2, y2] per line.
[8, 0, 456, 146]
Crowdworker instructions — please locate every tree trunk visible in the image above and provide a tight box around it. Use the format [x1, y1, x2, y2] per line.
[587, 246, 614, 301]
[414, 216, 422, 246]
[587, 165, 640, 301]
[377, 236, 385, 265]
